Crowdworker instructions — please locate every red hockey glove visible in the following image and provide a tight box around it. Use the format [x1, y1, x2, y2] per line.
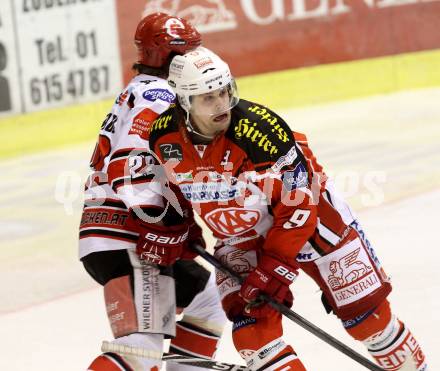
[222, 291, 248, 321]
[181, 220, 206, 260]
[240, 254, 298, 317]
[135, 222, 189, 266]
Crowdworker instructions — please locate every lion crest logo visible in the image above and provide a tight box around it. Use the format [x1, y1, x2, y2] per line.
[327, 248, 372, 290]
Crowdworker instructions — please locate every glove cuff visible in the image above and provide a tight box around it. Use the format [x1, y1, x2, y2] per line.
[259, 254, 299, 286]
[137, 222, 189, 248]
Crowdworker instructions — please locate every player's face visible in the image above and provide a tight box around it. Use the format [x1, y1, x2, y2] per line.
[189, 87, 232, 137]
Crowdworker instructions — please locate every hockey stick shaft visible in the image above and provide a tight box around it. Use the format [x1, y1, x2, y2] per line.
[102, 341, 248, 370]
[192, 245, 383, 371]
[162, 354, 248, 370]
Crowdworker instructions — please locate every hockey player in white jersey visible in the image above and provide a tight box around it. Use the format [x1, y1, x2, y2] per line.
[79, 13, 226, 370]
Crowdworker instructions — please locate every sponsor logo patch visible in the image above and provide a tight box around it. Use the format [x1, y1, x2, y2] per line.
[164, 17, 185, 38]
[247, 104, 290, 143]
[205, 74, 223, 85]
[342, 310, 374, 329]
[374, 332, 426, 370]
[281, 163, 308, 191]
[233, 316, 257, 331]
[219, 249, 255, 274]
[316, 239, 381, 307]
[272, 146, 298, 173]
[234, 118, 279, 155]
[128, 108, 158, 140]
[258, 340, 284, 360]
[179, 182, 244, 203]
[209, 171, 224, 181]
[142, 89, 175, 103]
[170, 61, 184, 70]
[159, 143, 183, 161]
[194, 56, 213, 69]
[327, 247, 372, 290]
[151, 115, 172, 133]
[295, 244, 320, 262]
[175, 172, 193, 183]
[296, 252, 314, 261]
[169, 39, 186, 45]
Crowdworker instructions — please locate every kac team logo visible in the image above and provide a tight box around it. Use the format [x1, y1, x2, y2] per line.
[205, 207, 260, 236]
[142, 89, 175, 103]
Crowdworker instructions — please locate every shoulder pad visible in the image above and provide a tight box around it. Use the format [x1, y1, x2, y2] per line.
[148, 106, 180, 149]
[227, 100, 295, 168]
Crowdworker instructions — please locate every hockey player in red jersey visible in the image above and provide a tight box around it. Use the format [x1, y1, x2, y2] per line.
[80, 14, 226, 371]
[147, 48, 428, 370]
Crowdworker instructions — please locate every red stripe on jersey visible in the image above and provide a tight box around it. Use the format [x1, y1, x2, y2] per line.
[107, 148, 133, 188]
[302, 194, 349, 255]
[129, 108, 159, 140]
[317, 194, 348, 237]
[309, 233, 334, 255]
[90, 135, 112, 172]
[170, 322, 220, 358]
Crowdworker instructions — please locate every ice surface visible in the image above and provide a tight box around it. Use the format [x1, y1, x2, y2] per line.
[1, 88, 438, 370]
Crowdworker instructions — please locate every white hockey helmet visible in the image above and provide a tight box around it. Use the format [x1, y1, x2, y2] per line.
[167, 47, 239, 115]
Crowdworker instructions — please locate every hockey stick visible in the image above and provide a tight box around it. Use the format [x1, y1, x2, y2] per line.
[162, 354, 248, 370]
[102, 341, 248, 370]
[192, 245, 384, 371]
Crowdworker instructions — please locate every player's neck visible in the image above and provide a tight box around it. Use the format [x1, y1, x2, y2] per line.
[189, 131, 213, 144]
[187, 118, 216, 144]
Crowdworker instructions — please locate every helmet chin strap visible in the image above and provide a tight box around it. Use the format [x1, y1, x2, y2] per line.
[184, 111, 216, 141]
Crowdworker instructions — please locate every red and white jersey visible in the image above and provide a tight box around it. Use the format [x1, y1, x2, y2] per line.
[79, 74, 175, 258]
[148, 100, 358, 265]
[88, 73, 176, 209]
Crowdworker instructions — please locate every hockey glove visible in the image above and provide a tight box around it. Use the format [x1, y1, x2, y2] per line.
[181, 220, 206, 260]
[135, 222, 189, 266]
[240, 254, 298, 317]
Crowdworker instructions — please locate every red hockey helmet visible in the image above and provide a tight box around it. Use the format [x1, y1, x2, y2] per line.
[134, 12, 202, 68]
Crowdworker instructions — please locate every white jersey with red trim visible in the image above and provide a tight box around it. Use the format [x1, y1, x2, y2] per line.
[79, 74, 175, 259]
